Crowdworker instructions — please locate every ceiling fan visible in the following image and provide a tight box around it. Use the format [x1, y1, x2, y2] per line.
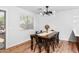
[39, 6, 55, 16]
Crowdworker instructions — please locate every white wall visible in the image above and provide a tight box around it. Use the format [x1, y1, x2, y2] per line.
[73, 9, 79, 36]
[37, 9, 79, 41]
[1, 6, 79, 48]
[0, 6, 38, 48]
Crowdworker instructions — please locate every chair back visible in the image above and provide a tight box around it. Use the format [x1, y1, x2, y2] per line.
[34, 35, 42, 43]
[35, 31, 39, 34]
[56, 32, 59, 39]
[40, 30, 43, 33]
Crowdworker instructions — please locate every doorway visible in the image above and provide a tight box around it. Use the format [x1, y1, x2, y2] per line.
[0, 10, 6, 49]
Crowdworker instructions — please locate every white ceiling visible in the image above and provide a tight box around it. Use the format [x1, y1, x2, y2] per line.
[18, 6, 79, 14]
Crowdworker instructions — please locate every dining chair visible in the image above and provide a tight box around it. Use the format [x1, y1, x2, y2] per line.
[33, 35, 43, 52]
[34, 35, 50, 53]
[49, 35, 56, 51]
[56, 32, 59, 46]
[40, 30, 43, 33]
[42, 38, 50, 53]
[49, 32, 59, 52]
[35, 31, 39, 34]
[54, 32, 59, 48]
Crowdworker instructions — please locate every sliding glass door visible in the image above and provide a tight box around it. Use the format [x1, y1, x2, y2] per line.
[0, 10, 6, 49]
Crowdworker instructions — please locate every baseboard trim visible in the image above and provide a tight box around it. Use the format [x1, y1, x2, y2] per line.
[6, 40, 31, 50]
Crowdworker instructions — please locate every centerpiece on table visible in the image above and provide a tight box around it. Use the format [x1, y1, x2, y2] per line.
[45, 24, 50, 33]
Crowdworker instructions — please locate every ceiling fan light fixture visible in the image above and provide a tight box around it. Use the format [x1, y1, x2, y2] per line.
[39, 6, 53, 16]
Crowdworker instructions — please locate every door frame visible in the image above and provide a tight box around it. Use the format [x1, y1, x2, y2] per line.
[0, 10, 6, 49]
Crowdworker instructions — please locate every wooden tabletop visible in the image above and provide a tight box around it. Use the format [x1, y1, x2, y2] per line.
[37, 31, 57, 39]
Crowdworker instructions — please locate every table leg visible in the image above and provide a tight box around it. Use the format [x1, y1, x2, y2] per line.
[31, 36, 33, 50]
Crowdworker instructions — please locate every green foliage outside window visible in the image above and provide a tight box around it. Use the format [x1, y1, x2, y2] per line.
[0, 16, 4, 26]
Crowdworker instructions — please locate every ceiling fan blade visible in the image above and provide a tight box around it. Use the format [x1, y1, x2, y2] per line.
[49, 11, 52, 14]
[53, 10, 56, 16]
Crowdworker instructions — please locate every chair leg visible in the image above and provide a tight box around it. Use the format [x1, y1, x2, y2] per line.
[34, 44, 37, 52]
[46, 45, 49, 53]
[38, 45, 41, 53]
[56, 39, 59, 47]
[51, 42, 55, 51]
[54, 39, 58, 48]
[45, 41, 50, 53]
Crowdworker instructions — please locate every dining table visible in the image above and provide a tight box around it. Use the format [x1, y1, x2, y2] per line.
[30, 31, 58, 53]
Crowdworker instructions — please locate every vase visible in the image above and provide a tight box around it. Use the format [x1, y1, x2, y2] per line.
[46, 29, 48, 33]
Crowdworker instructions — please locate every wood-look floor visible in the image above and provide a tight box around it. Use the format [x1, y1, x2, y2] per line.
[0, 40, 78, 53]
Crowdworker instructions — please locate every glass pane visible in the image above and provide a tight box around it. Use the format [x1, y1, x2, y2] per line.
[0, 11, 6, 49]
